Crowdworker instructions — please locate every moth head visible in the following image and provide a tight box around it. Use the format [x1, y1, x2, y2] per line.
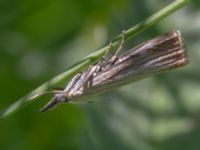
[39, 92, 68, 112]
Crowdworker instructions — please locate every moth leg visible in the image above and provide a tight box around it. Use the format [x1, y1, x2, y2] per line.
[82, 67, 95, 92]
[110, 30, 126, 64]
[99, 41, 114, 65]
[94, 42, 114, 71]
[105, 41, 114, 55]
[64, 73, 82, 93]
[68, 64, 101, 95]
[93, 57, 108, 74]
[114, 30, 126, 56]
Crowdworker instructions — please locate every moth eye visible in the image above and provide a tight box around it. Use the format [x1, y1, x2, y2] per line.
[55, 94, 67, 102]
[60, 96, 66, 102]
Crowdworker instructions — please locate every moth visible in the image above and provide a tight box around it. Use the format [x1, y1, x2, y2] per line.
[40, 30, 189, 112]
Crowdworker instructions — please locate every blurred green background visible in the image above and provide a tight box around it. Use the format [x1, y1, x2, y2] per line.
[0, 0, 200, 150]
